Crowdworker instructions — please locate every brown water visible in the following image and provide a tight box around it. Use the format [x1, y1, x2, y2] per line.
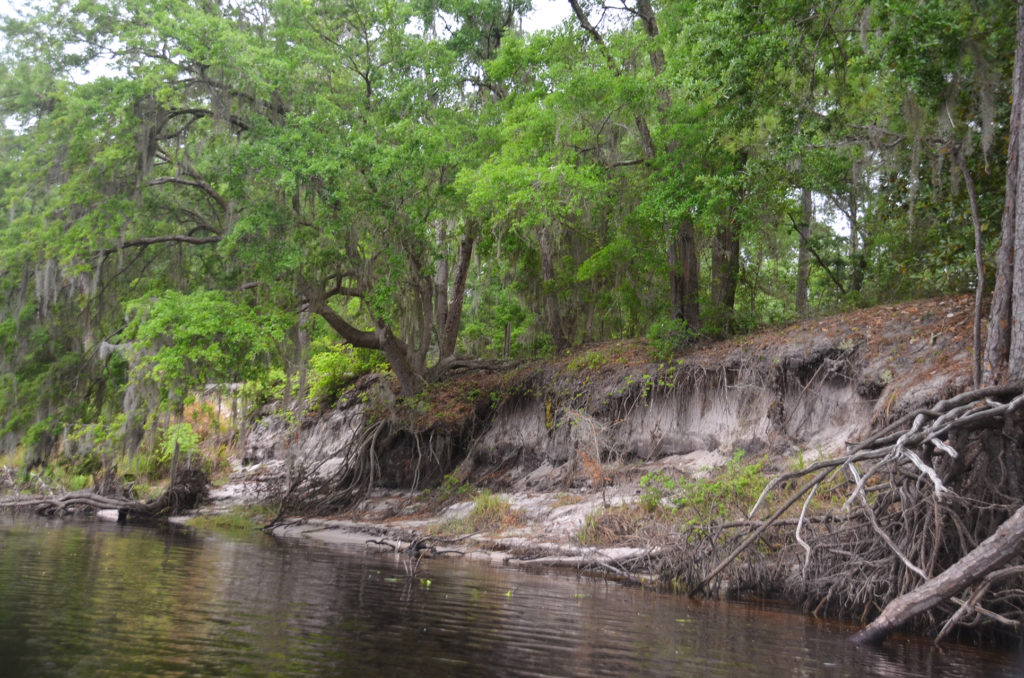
[0, 515, 1019, 677]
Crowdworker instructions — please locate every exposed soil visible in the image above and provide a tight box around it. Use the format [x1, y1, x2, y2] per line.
[202, 295, 1005, 637]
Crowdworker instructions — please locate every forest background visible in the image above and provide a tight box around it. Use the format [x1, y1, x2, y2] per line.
[0, 0, 1017, 483]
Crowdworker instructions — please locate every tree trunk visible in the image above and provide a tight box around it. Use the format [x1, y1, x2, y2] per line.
[439, 234, 473, 359]
[434, 223, 449, 352]
[711, 216, 740, 333]
[848, 193, 865, 294]
[570, 1, 702, 338]
[376, 323, 420, 397]
[796, 188, 812, 315]
[985, 0, 1024, 384]
[711, 153, 747, 334]
[311, 299, 421, 396]
[669, 218, 700, 330]
[953, 149, 986, 389]
[539, 228, 568, 352]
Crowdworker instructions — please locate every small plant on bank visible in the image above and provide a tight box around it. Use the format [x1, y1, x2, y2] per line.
[575, 505, 658, 547]
[187, 503, 279, 534]
[638, 450, 769, 523]
[418, 472, 477, 508]
[431, 490, 524, 535]
[646, 317, 697, 361]
[551, 492, 583, 508]
[567, 349, 609, 373]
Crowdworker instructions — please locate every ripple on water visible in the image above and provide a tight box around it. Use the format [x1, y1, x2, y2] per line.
[0, 516, 1020, 678]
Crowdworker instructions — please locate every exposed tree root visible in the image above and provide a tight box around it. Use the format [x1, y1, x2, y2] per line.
[263, 401, 482, 528]
[0, 468, 208, 521]
[667, 385, 1024, 643]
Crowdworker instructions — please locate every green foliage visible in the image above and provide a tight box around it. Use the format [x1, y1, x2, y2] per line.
[308, 341, 389, 407]
[123, 422, 201, 480]
[646, 318, 698, 361]
[0, 0, 1015, 467]
[639, 450, 767, 522]
[239, 369, 287, 410]
[418, 472, 477, 507]
[431, 489, 524, 534]
[126, 290, 286, 407]
[160, 422, 201, 461]
[566, 349, 609, 373]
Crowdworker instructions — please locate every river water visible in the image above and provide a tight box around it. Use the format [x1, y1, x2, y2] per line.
[0, 516, 1020, 677]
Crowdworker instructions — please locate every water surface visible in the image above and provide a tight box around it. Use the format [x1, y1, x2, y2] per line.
[0, 516, 1019, 677]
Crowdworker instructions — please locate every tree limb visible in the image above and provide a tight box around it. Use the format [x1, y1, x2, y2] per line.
[100, 234, 221, 258]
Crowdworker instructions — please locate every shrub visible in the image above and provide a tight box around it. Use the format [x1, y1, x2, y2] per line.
[419, 473, 476, 507]
[308, 342, 389, 407]
[239, 369, 286, 410]
[646, 317, 697, 361]
[126, 422, 201, 479]
[639, 450, 768, 523]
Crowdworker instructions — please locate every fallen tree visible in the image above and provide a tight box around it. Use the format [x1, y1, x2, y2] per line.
[851, 502, 1024, 644]
[668, 385, 1024, 643]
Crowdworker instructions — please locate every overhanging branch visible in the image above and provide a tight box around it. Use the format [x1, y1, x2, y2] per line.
[100, 234, 221, 259]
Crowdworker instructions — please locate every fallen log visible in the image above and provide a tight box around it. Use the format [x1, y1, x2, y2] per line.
[851, 502, 1024, 645]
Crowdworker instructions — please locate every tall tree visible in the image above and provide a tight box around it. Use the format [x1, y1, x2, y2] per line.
[984, 1, 1024, 383]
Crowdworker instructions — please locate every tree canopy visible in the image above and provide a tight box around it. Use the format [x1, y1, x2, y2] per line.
[0, 0, 1020, 465]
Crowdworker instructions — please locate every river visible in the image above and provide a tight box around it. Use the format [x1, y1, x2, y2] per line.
[0, 515, 1019, 677]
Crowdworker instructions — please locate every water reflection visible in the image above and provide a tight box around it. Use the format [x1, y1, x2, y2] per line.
[0, 516, 1018, 677]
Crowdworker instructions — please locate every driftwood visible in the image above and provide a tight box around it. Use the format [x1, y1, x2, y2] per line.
[506, 552, 648, 583]
[0, 468, 208, 521]
[365, 535, 466, 577]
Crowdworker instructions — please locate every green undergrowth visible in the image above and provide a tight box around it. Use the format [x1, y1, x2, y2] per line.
[578, 451, 770, 546]
[186, 503, 279, 535]
[578, 450, 850, 547]
[416, 472, 477, 510]
[429, 490, 525, 535]
[639, 450, 768, 522]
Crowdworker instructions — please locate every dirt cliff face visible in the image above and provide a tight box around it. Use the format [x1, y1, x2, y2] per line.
[246, 295, 975, 493]
[462, 296, 973, 490]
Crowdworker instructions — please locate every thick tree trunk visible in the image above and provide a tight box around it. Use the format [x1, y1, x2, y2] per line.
[711, 217, 740, 332]
[310, 299, 421, 396]
[376, 323, 420, 397]
[796, 188, 812, 315]
[985, 1, 1024, 384]
[669, 219, 700, 330]
[434, 224, 449, 351]
[711, 153, 747, 333]
[311, 301, 380, 350]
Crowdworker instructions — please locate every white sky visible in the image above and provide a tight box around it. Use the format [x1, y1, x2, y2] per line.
[523, 0, 572, 33]
[0, 1, 571, 30]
